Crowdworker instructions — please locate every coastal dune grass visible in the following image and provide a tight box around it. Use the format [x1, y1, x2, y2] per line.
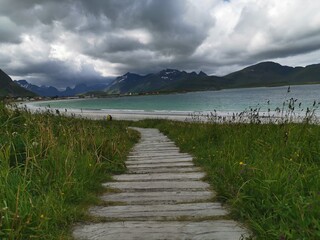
[134, 119, 320, 239]
[0, 103, 139, 239]
[2, 98, 320, 239]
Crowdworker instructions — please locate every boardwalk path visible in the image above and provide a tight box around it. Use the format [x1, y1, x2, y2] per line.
[73, 127, 250, 240]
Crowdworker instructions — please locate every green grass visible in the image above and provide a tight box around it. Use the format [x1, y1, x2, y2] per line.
[2, 99, 320, 239]
[0, 103, 139, 239]
[133, 119, 320, 239]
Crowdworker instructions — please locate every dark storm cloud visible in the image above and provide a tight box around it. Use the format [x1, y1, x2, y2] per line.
[0, 0, 68, 26]
[0, 0, 320, 87]
[82, 35, 146, 57]
[76, 0, 211, 56]
[7, 60, 108, 88]
[71, 0, 214, 75]
[127, 0, 209, 53]
[253, 38, 320, 62]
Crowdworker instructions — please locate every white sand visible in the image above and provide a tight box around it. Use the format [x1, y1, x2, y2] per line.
[19, 101, 196, 121]
[18, 101, 319, 124]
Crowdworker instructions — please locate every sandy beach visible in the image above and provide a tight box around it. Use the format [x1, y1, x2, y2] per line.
[18, 100, 318, 124]
[19, 101, 196, 121]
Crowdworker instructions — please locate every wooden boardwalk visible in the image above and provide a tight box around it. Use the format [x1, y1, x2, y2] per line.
[73, 127, 250, 240]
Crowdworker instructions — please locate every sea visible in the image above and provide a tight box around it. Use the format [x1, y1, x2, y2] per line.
[32, 84, 320, 117]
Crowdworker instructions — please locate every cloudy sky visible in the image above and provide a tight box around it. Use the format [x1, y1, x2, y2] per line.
[0, 0, 320, 88]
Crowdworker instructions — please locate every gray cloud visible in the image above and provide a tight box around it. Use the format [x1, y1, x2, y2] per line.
[0, 0, 320, 87]
[76, 0, 211, 57]
[83, 35, 146, 57]
[7, 60, 110, 88]
[0, 16, 21, 43]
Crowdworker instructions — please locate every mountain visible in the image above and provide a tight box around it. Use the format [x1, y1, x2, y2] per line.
[288, 63, 320, 85]
[224, 61, 320, 87]
[9, 61, 320, 97]
[0, 69, 36, 97]
[106, 72, 146, 94]
[16, 80, 61, 97]
[105, 62, 320, 95]
[15, 80, 109, 97]
[106, 69, 224, 94]
[62, 83, 109, 96]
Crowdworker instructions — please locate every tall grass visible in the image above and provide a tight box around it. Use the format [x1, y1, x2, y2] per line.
[0, 103, 139, 239]
[134, 119, 320, 239]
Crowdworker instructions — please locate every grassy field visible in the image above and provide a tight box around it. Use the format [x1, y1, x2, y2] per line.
[133, 119, 320, 240]
[0, 103, 139, 239]
[2, 101, 320, 240]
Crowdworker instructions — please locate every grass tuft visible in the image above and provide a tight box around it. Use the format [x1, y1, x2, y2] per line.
[0, 102, 139, 239]
[133, 119, 320, 239]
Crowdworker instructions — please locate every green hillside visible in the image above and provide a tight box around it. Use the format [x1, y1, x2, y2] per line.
[224, 62, 320, 88]
[289, 64, 320, 85]
[0, 69, 36, 97]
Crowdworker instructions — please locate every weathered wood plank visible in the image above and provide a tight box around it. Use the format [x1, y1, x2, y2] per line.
[103, 180, 210, 191]
[127, 166, 202, 174]
[73, 220, 250, 240]
[127, 162, 194, 168]
[125, 158, 193, 165]
[128, 154, 191, 158]
[101, 190, 214, 204]
[113, 172, 205, 181]
[89, 202, 228, 220]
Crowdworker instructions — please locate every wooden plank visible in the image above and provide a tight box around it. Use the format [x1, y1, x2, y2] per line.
[125, 158, 193, 165]
[127, 162, 194, 168]
[101, 190, 214, 204]
[73, 220, 250, 240]
[113, 172, 205, 181]
[127, 166, 202, 174]
[103, 180, 210, 191]
[89, 202, 228, 220]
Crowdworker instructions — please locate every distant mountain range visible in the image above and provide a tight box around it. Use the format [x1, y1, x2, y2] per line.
[104, 61, 320, 94]
[14, 80, 108, 97]
[105, 69, 222, 94]
[1, 61, 320, 97]
[0, 69, 36, 97]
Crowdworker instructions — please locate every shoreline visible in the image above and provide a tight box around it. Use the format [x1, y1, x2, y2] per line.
[17, 101, 319, 124]
[20, 101, 195, 121]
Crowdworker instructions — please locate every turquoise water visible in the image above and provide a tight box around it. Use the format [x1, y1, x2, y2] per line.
[34, 85, 320, 114]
